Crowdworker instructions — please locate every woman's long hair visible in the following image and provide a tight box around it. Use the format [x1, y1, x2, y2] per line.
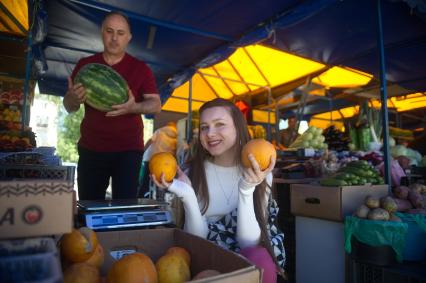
[188, 98, 281, 273]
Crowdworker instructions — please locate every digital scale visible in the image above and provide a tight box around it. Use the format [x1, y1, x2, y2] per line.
[77, 198, 172, 231]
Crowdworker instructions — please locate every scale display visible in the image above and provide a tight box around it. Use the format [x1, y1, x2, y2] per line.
[83, 210, 172, 230]
[77, 198, 172, 230]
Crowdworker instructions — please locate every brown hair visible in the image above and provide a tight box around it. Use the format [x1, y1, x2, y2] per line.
[188, 98, 280, 273]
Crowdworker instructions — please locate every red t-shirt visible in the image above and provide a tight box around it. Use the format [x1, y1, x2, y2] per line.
[71, 53, 158, 152]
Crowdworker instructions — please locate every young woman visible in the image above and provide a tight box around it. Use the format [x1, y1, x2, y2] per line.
[152, 98, 285, 282]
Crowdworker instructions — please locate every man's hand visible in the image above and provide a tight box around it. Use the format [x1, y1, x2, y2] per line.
[106, 88, 137, 117]
[63, 77, 86, 113]
[106, 89, 161, 117]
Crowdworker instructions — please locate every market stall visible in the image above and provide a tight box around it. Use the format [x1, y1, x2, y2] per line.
[1, 1, 426, 283]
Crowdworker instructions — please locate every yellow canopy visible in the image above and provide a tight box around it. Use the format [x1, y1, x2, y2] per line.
[0, 0, 28, 36]
[309, 92, 426, 129]
[162, 44, 373, 124]
[370, 93, 426, 112]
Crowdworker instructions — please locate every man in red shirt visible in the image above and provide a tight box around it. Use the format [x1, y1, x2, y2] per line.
[63, 11, 161, 200]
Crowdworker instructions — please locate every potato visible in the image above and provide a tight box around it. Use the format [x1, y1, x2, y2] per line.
[365, 196, 380, 209]
[393, 198, 413, 212]
[367, 208, 390, 221]
[410, 183, 426, 194]
[355, 205, 370, 219]
[392, 186, 409, 200]
[408, 190, 424, 209]
[380, 196, 398, 213]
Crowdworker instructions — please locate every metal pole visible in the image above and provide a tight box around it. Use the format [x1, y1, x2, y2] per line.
[187, 78, 193, 143]
[275, 100, 281, 144]
[22, 0, 34, 129]
[377, 0, 392, 187]
[267, 88, 272, 141]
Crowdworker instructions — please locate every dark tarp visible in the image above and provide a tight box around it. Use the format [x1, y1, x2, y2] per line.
[34, 0, 426, 116]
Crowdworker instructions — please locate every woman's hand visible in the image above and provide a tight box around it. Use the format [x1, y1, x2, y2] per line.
[242, 154, 275, 186]
[151, 167, 192, 189]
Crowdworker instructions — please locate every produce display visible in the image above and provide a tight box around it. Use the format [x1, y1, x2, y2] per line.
[323, 125, 350, 152]
[0, 89, 24, 105]
[0, 130, 36, 152]
[320, 160, 384, 186]
[248, 125, 266, 139]
[74, 63, 129, 112]
[59, 227, 222, 283]
[389, 126, 414, 141]
[390, 184, 426, 214]
[289, 126, 327, 150]
[353, 195, 401, 222]
[348, 101, 382, 152]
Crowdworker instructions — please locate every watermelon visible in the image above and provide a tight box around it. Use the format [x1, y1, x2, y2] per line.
[74, 63, 128, 112]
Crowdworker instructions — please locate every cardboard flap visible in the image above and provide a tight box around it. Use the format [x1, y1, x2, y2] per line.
[173, 229, 252, 274]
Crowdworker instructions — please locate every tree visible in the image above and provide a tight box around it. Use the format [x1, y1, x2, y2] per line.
[57, 106, 84, 163]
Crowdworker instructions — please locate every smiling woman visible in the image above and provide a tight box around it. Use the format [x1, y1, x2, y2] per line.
[151, 98, 286, 283]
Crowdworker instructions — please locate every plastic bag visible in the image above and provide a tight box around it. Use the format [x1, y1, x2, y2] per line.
[344, 216, 408, 262]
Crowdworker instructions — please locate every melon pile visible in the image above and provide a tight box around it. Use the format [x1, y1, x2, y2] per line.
[59, 227, 221, 283]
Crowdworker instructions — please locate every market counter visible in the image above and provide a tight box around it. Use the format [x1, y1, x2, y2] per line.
[290, 184, 389, 283]
[273, 177, 319, 283]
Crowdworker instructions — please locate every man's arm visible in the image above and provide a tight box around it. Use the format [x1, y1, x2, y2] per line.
[106, 90, 161, 117]
[134, 93, 161, 114]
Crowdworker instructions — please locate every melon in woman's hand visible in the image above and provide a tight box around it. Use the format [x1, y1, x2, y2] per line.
[241, 139, 276, 170]
[149, 152, 177, 182]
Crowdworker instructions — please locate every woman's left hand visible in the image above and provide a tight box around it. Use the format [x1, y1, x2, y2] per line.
[242, 154, 276, 185]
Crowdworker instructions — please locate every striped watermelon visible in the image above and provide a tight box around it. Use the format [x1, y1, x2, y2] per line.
[74, 63, 128, 112]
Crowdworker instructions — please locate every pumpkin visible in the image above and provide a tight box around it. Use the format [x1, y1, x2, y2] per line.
[165, 246, 190, 267]
[156, 254, 190, 283]
[149, 152, 177, 182]
[107, 253, 157, 283]
[241, 139, 276, 170]
[60, 227, 98, 263]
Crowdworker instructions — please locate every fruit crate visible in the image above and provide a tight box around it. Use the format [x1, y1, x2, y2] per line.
[0, 237, 63, 283]
[348, 257, 426, 283]
[0, 164, 75, 181]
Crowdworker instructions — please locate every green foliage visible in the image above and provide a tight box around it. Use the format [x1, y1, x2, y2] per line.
[57, 106, 84, 163]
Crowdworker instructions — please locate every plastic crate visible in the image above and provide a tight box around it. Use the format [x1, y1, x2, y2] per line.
[0, 164, 75, 181]
[0, 152, 43, 165]
[32, 147, 56, 156]
[402, 216, 426, 262]
[0, 237, 63, 283]
[349, 258, 426, 283]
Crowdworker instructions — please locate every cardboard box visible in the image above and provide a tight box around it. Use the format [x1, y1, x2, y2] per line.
[291, 184, 389, 221]
[97, 228, 262, 282]
[0, 180, 74, 239]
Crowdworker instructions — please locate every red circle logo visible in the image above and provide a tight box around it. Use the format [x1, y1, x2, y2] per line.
[22, 205, 43, 225]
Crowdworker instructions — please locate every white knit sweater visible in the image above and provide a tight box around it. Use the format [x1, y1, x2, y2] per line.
[168, 160, 272, 248]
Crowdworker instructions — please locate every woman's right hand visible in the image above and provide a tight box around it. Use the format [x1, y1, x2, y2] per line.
[151, 167, 191, 189]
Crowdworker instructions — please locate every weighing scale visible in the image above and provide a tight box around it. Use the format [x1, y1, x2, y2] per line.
[77, 198, 172, 231]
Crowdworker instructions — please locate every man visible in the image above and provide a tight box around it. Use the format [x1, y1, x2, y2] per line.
[63, 11, 161, 200]
[279, 117, 300, 148]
